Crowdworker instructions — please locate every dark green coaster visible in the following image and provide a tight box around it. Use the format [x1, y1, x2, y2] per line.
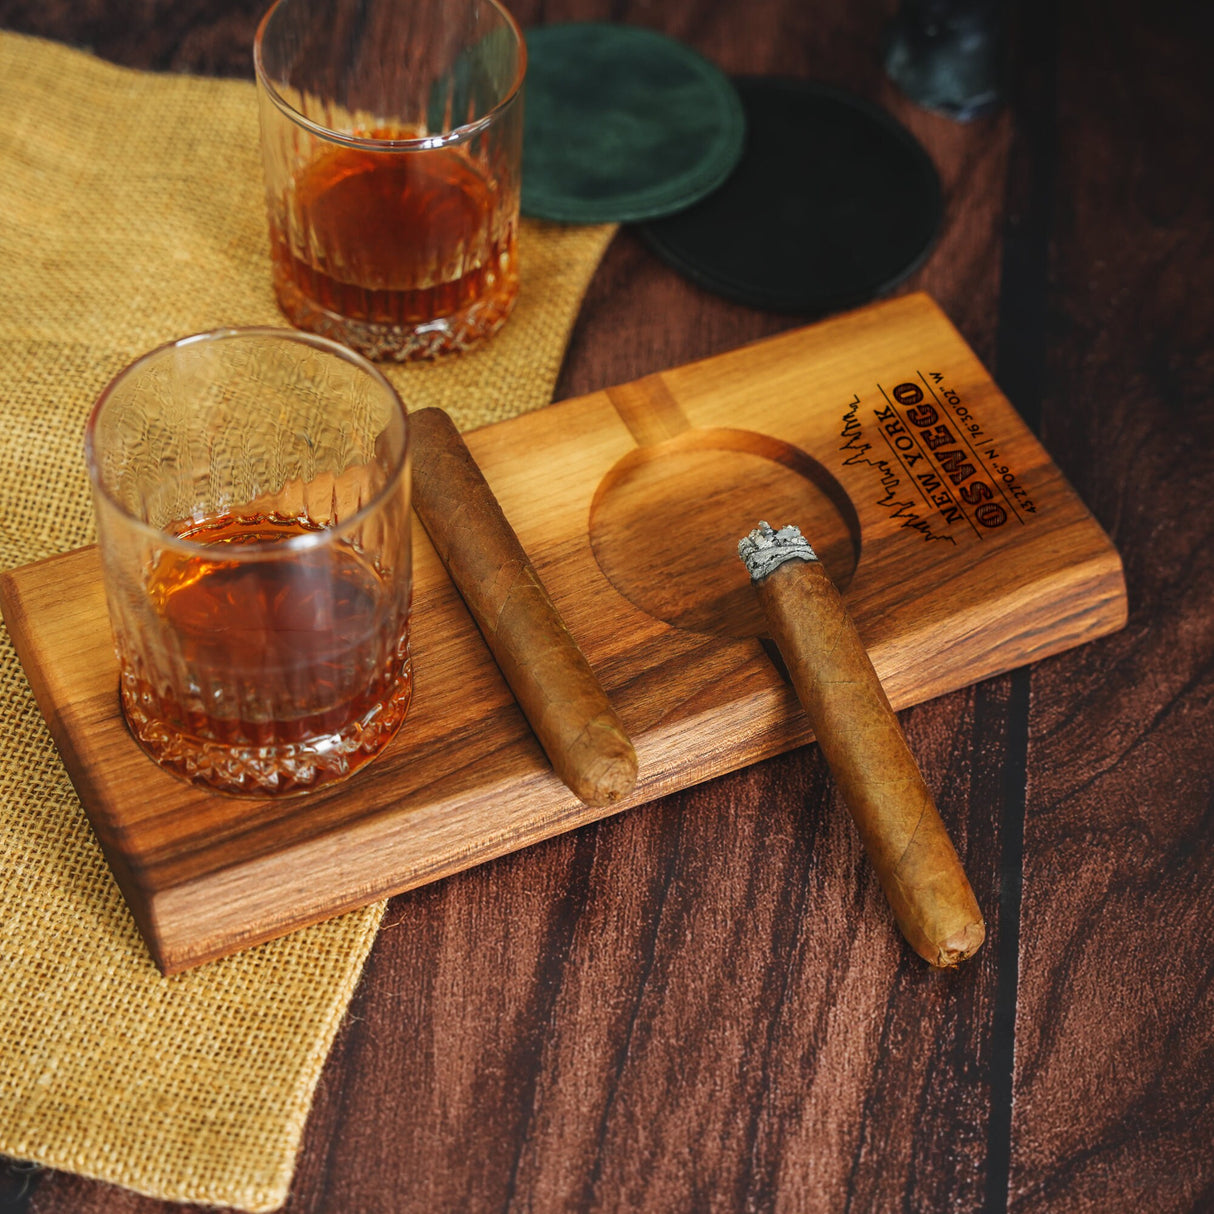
[521, 24, 745, 224]
[637, 78, 943, 313]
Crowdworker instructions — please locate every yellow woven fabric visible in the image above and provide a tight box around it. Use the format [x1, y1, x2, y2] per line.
[0, 31, 615, 1212]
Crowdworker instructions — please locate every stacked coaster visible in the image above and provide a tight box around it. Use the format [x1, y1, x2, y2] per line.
[522, 24, 746, 224]
[523, 26, 942, 313]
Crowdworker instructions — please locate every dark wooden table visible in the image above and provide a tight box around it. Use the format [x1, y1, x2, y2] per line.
[3, 0, 1212, 1211]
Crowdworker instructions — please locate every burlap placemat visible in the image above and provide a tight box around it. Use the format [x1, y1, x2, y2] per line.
[0, 31, 616, 1212]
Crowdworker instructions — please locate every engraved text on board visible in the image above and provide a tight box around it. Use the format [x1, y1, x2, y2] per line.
[839, 370, 1037, 545]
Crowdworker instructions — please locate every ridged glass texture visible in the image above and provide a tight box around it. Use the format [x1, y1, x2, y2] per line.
[84, 329, 413, 797]
[255, 0, 525, 361]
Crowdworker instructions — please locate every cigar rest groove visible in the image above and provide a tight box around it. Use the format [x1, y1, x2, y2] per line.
[0, 294, 1126, 972]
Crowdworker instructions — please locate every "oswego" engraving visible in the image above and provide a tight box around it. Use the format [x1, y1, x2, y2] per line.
[839, 371, 1038, 546]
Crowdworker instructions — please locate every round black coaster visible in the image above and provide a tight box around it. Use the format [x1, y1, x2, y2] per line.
[637, 78, 943, 313]
[521, 24, 746, 224]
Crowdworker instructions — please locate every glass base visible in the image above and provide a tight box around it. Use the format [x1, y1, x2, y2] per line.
[119, 660, 414, 798]
[272, 271, 518, 362]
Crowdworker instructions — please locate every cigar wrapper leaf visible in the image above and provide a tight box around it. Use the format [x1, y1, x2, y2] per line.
[410, 407, 637, 807]
[738, 522, 985, 967]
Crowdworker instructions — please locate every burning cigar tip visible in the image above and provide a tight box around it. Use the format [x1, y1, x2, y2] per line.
[738, 521, 819, 581]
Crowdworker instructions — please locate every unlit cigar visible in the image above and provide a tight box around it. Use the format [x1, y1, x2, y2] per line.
[410, 407, 637, 807]
[738, 522, 985, 967]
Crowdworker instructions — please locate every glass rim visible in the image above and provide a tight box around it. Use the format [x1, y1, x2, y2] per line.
[253, 0, 527, 153]
[84, 326, 410, 562]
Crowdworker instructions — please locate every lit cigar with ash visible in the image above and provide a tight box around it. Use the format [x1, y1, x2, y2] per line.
[738, 522, 984, 967]
[411, 407, 637, 807]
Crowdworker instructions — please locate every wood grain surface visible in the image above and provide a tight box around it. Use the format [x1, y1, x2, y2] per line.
[1, 0, 1210, 1211]
[0, 296, 1125, 973]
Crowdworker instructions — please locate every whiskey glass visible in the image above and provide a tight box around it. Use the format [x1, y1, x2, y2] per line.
[84, 328, 413, 797]
[254, 0, 526, 361]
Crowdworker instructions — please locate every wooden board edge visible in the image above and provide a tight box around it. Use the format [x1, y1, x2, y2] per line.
[138, 562, 1122, 974]
[143, 672, 811, 972]
[0, 296, 1132, 972]
[2, 533, 1129, 975]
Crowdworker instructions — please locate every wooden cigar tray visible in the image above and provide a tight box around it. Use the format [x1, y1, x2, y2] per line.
[0, 294, 1126, 972]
